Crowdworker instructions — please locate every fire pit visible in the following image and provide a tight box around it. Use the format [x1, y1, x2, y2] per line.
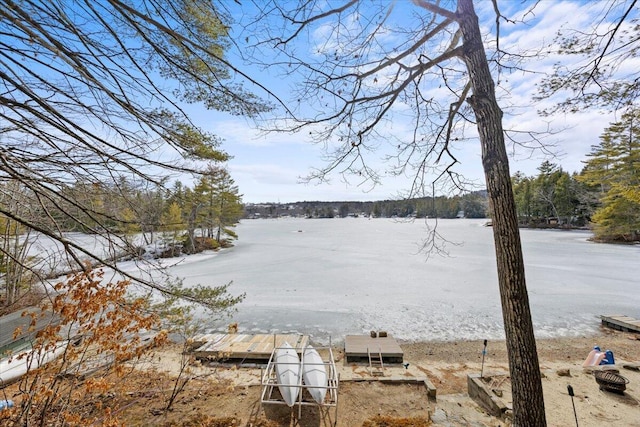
[594, 371, 629, 394]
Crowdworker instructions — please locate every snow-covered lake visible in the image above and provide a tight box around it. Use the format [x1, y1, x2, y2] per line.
[164, 218, 640, 344]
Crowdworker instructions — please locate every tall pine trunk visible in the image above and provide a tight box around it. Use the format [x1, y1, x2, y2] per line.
[457, 0, 546, 425]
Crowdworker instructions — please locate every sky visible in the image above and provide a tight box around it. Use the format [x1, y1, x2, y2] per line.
[187, 1, 638, 204]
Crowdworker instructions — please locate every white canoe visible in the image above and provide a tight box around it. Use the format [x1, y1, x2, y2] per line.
[302, 345, 327, 404]
[274, 342, 301, 406]
[0, 341, 69, 387]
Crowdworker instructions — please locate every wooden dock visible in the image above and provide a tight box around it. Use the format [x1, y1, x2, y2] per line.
[344, 334, 404, 363]
[190, 333, 309, 361]
[601, 315, 640, 333]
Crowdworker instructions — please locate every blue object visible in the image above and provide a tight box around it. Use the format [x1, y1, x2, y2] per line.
[593, 346, 601, 351]
[0, 399, 14, 410]
[600, 350, 615, 365]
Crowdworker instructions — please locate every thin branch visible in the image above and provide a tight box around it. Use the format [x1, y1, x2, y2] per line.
[279, 0, 359, 46]
[359, 17, 455, 80]
[582, 0, 638, 91]
[412, 0, 458, 21]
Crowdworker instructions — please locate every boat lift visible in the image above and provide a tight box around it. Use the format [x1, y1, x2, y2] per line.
[261, 342, 339, 424]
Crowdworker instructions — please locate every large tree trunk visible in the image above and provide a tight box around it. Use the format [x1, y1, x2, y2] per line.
[457, 0, 546, 425]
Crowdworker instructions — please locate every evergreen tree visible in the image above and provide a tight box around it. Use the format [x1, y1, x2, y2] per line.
[579, 109, 640, 241]
[161, 202, 185, 248]
[461, 193, 487, 218]
[212, 169, 244, 244]
[533, 161, 561, 219]
[553, 173, 576, 223]
[512, 172, 533, 223]
[191, 166, 243, 246]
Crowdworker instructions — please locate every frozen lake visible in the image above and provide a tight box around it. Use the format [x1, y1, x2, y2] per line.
[167, 218, 640, 344]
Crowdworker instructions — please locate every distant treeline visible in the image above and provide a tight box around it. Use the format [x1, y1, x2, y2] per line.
[244, 191, 489, 219]
[243, 161, 596, 227]
[245, 109, 640, 242]
[244, 157, 637, 243]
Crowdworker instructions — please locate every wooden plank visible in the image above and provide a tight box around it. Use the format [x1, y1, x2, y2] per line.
[345, 335, 403, 363]
[196, 334, 226, 352]
[191, 334, 309, 361]
[601, 315, 640, 333]
[610, 316, 636, 322]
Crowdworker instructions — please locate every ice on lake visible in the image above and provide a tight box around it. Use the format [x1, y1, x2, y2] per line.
[166, 218, 640, 344]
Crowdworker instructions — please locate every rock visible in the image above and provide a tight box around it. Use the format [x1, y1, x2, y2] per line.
[557, 368, 571, 377]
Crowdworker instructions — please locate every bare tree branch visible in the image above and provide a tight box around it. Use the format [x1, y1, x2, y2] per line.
[278, 0, 359, 46]
[582, 0, 638, 91]
[537, 0, 640, 113]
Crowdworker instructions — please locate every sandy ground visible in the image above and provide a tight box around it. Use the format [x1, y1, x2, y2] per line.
[3, 326, 637, 426]
[126, 326, 640, 426]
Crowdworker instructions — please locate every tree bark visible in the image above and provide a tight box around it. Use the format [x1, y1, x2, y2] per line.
[456, 0, 546, 425]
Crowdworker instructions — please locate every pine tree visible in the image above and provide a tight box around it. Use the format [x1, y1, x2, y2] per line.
[579, 109, 640, 241]
[190, 165, 243, 248]
[161, 202, 185, 250]
[212, 170, 243, 244]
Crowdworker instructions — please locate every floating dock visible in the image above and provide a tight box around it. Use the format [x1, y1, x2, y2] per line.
[190, 333, 309, 361]
[601, 315, 640, 333]
[344, 334, 403, 363]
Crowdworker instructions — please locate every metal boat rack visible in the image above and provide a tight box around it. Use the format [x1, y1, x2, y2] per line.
[260, 343, 339, 422]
